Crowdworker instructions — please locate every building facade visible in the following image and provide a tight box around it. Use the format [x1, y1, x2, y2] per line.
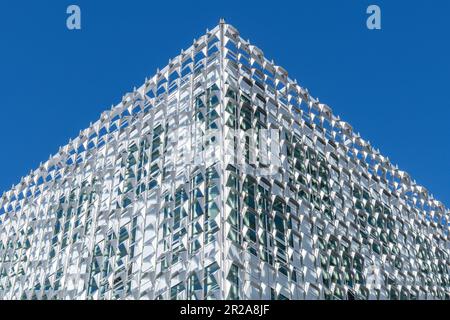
[0, 21, 448, 300]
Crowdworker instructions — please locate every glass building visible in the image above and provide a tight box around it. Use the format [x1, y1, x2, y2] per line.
[0, 21, 448, 300]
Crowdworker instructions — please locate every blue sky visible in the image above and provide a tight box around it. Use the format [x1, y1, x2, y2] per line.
[0, 0, 449, 206]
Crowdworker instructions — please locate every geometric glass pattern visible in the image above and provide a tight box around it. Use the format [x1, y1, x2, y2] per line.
[0, 20, 448, 300]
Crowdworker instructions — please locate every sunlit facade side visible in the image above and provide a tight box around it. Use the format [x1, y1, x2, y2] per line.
[0, 21, 448, 300]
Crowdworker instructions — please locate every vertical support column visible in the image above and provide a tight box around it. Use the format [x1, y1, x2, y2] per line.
[218, 18, 226, 300]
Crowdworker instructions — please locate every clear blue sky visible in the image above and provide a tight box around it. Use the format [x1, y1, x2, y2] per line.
[0, 1, 448, 206]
